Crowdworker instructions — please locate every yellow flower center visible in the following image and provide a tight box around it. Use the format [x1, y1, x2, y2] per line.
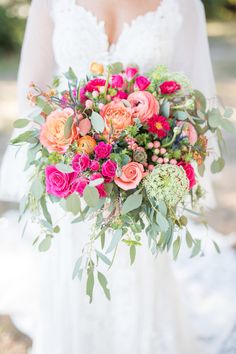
[155, 122, 163, 130]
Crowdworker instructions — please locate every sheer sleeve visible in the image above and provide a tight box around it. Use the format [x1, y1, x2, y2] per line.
[170, 0, 216, 99]
[0, 0, 55, 202]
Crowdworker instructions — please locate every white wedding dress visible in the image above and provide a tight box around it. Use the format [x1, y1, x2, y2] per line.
[1, 1, 235, 354]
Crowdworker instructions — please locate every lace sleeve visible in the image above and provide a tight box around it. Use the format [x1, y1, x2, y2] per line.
[170, 0, 216, 99]
[18, 0, 55, 113]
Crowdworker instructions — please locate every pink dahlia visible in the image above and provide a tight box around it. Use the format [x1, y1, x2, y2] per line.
[147, 114, 171, 139]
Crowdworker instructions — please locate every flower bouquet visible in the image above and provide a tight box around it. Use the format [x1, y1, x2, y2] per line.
[12, 62, 234, 302]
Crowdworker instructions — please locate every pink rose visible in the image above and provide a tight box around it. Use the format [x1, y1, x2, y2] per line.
[135, 76, 151, 90]
[101, 160, 117, 180]
[94, 142, 112, 159]
[160, 81, 181, 95]
[75, 177, 89, 196]
[125, 67, 139, 81]
[112, 75, 124, 89]
[72, 154, 91, 173]
[178, 162, 196, 190]
[114, 162, 145, 190]
[90, 173, 107, 198]
[127, 91, 159, 124]
[112, 91, 128, 100]
[45, 165, 76, 198]
[177, 121, 198, 146]
[90, 160, 100, 171]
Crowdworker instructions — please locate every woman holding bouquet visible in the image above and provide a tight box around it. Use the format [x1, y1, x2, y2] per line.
[0, 0, 217, 353]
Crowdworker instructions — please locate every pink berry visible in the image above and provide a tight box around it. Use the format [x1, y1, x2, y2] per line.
[170, 159, 177, 165]
[154, 149, 160, 155]
[154, 141, 160, 148]
[151, 155, 158, 162]
[85, 100, 93, 108]
[98, 103, 104, 110]
[147, 142, 154, 149]
[157, 158, 164, 164]
[160, 148, 166, 155]
[92, 91, 99, 98]
[106, 95, 111, 101]
[163, 158, 169, 163]
[148, 165, 154, 171]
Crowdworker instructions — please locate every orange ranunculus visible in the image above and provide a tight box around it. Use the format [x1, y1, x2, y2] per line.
[90, 62, 104, 75]
[127, 91, 159, 124]
[114, 162, 145, 190]
[40, 108, 78, 153]
[77, 135, 97, 154]
[101, 101, 133, 136]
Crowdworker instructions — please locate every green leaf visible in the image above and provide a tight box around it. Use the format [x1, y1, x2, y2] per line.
[106, 229, 123, 254]
[173, 236, 181, 260]
[64, 115, 74, 139]
[121, 193, 143, 215]
[104, 183, 113, 194]
[55, 163, 74, 173]
[90, 111, 105, 133]
[65, 193, 81, 215]
[191, 239, 201, 258]
[186, 230, 193, 248]
[130, 245, 136, 265]
[89, 178, 104, 187]
[211, 158, 225, 174]
[36, 97, 53, 115]
[224, 107, 234, 119]
[194, 90, 207, 112]
[86, 270, 94, 304]
[31, 178, 44, 200]
[158, 200, 167, 217]
[213, 240, 221, 254]
[175, 111, 188, 121]
[197, 163, 205, 177]
[11, 131, 35, 145]
[156, 212, 169, 232]
[40, 197, 52, 225]
[97, 272, 111, 300]
[208, 108, 221, 129]
[83, 185, 100, 208]
[13, 119, 30, 129]
[64, 67, 78, 82]
[33, 115, 45, 125]
[72, 256, 83, 279]
[109, 62, 123, 74]
[95, 250, 112, 266]
[161, 101, 170, 118]
[220, 119, 235, 133]
[38, 236, 52, 252]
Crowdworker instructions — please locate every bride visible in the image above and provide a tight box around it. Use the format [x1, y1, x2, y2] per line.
[0, 0, 219, 353]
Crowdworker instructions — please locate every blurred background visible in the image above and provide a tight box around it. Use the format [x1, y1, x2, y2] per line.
[0, 0, 235, 353]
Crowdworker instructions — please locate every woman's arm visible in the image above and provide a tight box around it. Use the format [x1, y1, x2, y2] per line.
[18, 0, 55, 113]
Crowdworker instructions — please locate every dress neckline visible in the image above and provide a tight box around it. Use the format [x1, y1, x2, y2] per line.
[72, 0, 166, 50]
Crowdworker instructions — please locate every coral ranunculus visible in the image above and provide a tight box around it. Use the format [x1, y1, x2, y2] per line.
[147, 114, 171, 139]
[45, 165, 77, 198]
[77, 135, 97, 154]
[114, 162, 145, 190]
[40, 108, 78, 153]
[101, 101, 133, 136]
[178, 162, 196, 189]
[127, 91, 159, 124]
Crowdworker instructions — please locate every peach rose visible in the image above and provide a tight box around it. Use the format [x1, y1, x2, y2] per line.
[127, 91, 159, 124]
[101, 101, 133, 136]
[40, 108, 78, 153]
[114, 162, 145, 190]
[77, 135, 97, 154]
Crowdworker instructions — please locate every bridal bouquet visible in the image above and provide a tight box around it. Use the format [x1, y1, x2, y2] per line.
[12, 63, 233, 302]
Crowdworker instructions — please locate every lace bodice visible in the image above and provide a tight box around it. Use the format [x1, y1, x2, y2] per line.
[51, 0, 182, 77]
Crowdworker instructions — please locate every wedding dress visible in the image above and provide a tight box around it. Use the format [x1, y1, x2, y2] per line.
[0, 0, 232, 353]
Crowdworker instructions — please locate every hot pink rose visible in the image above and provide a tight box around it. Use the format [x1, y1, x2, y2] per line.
[160, 81, 181, 95]
[127, 91, 159, 124]
[72, 154, 91, 173]
[90, 160, 100, 171]
[125, 67, 139, 81]
[178, 162, 196, 190]
[114, 162, 145, 190]
[113, 91, 128, 100]
[135, 76, 151, 90]
[45, 165, 76, 198]
[75, 177, 89, 196]
[94, 142, 112, 159]
[177, 121, 198, 145]
[112, 75, 124, 89]
[90, 173, 107, 198]
[101, 160, 117, 179]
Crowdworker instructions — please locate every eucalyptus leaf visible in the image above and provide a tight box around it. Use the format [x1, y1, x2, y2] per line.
[13, 119, 30, 129]
[224, 107, 234, 119]
[194, 90, 207, 112]
[97, 272, 111, 300]
[156, 212, 169, 232]
[161, 101, 170, 118]
[72, 256, 83, 279]
[31, 178, 44, 200]
[106, 229, 123, 254]
[191, 239, 201, 258]
[64, 115, 74, 139]
[220, 119, 235, 133]
[83, 186, 100, 208]
[109, 62, 123, 74]
[33, 115, 45, 125]
[208, 109, 221, 129]
[89, 178, 104, 187]
[55, 163, 74, 173]
[197, 163, 205, 177]
[91, 111, 105, 133]
[186, 230, 193, 248]
[211, 158, 225, 174]
[95, 250, 112, 266]
[36, 97, 53, 115]
[121, 193, 143, 215]
[213, 240, 221, 254]
[38, 236, 52, 252]
[86, 270, 94, 304]
[130, 245, 136, 265]
[64, 67, 78, 82]
[11, 131, 35, 145]
[40, 197, 52, 225]
[173, 236, 181, 260]
[65, 193, 81, 215]
[175, 111, 188, 121]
